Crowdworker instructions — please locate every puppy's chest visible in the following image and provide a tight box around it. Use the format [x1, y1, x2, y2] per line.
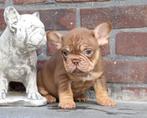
[70, 72, 103, 94]
[71, 80, 95, 94]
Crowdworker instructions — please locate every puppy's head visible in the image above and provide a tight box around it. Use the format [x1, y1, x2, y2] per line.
[47, 22, 111, 76]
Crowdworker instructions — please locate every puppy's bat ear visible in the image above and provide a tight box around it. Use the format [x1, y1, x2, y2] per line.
[94, 22, 112, 46]
[46, 31, 63, 50]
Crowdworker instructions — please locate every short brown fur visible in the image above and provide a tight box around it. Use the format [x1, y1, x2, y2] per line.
[37, 22, 116, 109]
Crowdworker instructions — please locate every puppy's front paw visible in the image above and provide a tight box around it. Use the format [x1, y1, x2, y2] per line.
[97, 97, 116, 107]
[59, 101, 76, 109]
[27, 91, 43, 100]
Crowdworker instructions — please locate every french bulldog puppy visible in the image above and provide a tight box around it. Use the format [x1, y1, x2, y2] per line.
[37, 22, 116, 109]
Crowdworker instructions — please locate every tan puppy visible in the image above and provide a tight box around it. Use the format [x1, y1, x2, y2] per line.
[37, 22, 116, 109]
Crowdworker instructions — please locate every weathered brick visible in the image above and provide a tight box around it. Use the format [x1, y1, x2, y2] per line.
[72, 0, 95, 2]
[95, 0, 110, 1]
[40, 9, 76, 31]
[56, 0, 93, 3]
[13, 0, 48, 4]
[100, 45, 110, 56]
[0, 0, 4, 3]
[116, 32, 147, 56]
[81, 5, 147, 29]
[104, 60, 147, 84]
[55, 0, 110, 2]
[19, 10, 36, 14]
[81, 8, 111, 29]
[55, 0, 72, 2]
[0, 9, 5, 30]
[109, 83, 147, 101]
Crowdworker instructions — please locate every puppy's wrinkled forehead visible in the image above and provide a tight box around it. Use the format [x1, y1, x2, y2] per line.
[62, 28, 98, 51]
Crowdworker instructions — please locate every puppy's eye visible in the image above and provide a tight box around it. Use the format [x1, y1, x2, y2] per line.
[62, 49, 70, 57]
[83, 49, 93, 57]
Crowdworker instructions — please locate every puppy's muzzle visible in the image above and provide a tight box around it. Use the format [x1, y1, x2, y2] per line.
[71, 59, 81, 65]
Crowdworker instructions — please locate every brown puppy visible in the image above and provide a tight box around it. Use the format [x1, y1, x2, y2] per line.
[37, 22, 116, 109]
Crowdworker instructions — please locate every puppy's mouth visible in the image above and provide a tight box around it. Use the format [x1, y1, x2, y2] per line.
[73, 68, 82, 73]
[72, 68, 87, 76]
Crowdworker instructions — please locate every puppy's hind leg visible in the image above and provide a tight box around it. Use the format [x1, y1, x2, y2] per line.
[38, 87, 56, 103]
[37, 72, 56, 104]
[45, 94, 56, 103]
[74, 93, 87, 102]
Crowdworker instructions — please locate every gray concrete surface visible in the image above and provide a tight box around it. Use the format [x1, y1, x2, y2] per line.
[0, 101, 147, 118]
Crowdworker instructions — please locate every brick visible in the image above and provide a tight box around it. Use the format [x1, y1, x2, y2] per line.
[13, 0, 48, 4]
[55, 0, 110, 2]
[109, 83, 147, 101]
[104, 60, 147, 84]
[0, 9, 5, 30]
[40, 9, 76, 31]
[19, 10, 36, 14]
[72, 0, 95, 2]
[116, 32, 147, 56]
[55, 0, 94, 2]
[0, 0, 5, 3]
[55, 0, 72, 2]
[95, 0, 110, 1]
[100, 44, 109, 56]
[80, 5, 147, 29]
[81, 8, 111, 29]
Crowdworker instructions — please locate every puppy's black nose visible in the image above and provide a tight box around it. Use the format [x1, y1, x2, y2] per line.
[72, 59, 80, 65]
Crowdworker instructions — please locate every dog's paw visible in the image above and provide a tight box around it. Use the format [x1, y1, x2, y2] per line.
[74, 95, 87, 102]
[27, 91, 43, 100]
[59, 101, 76, 109]
[46, 94, 56, 103]
[0, 89, 7, 99]
[97, 97, 116, 107]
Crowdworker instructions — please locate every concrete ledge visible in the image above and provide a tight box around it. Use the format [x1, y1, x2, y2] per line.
[0, 101, 147, 118]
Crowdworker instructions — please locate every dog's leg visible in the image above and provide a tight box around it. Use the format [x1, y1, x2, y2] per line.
[74, 93, 87, 102]
[37, 76, 56, 103]
[38, 86, 56, 103]
[0, 73, 8, 99]
[58, 79, 76, 109]
[24, 66, 43, 100]
[44, 94, 56, 103]
[94, 75, 116, 106]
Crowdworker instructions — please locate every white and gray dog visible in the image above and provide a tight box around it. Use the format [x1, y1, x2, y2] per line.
[0, 6, 46, 101]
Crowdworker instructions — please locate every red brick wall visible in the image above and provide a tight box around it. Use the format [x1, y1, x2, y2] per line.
[2, 0, 147, 101]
